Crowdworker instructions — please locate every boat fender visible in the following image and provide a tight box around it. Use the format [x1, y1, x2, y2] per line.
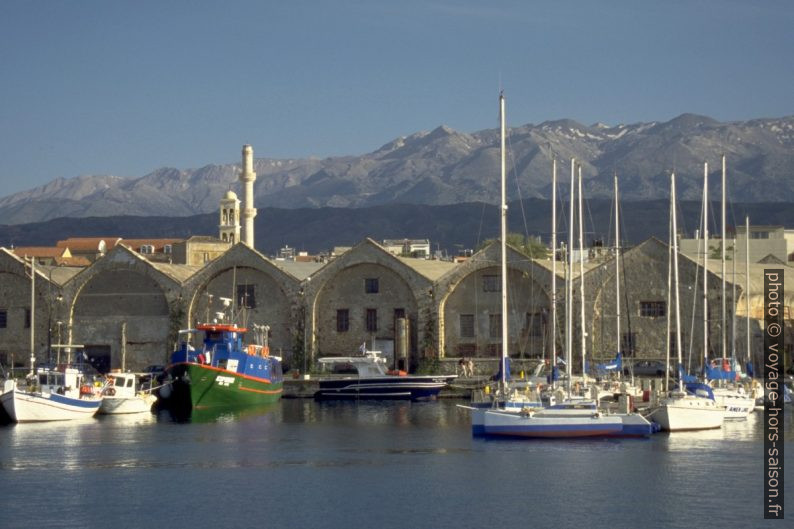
[102, 387, 116, 396]
[80, 384, 94, 395]
[248, 344, 257, 356]
[198, 353, 206, 364]
[262, 346, 270, 357]
[387, 369, 407, 376]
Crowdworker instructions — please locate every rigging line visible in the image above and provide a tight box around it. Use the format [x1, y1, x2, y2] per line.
[686, 188, 706, 374]
[505, 127, 532, 243]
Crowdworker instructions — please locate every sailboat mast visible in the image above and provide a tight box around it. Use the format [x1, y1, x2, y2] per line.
[551, 158, 558, 389]
[703, 161, 709, 372]
[665, 183, 673, 393]
[499, 93, 508, 389]
[721, 155, 727, 363]
[672, 174, 683, 374]
[614, 173, 620, 364]
[29, 257, 36, 377]
[567, 158, 575, 396]
[745, 215, 751, 370]
[578, 165, 586, 380]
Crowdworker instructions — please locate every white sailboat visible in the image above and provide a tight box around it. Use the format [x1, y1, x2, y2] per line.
[475, 107, 651, 437]
[0, 259, 101, 422]
[647, 172, 724, 431]
[709, 155, 754, 419]
[467, 93, 543, 434]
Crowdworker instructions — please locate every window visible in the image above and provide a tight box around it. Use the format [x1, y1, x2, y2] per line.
[24, 308, 30, 329]
[639, 301, 666, 318]
[622, 332, 636, 357]
[365, 278, 379, 294]
[460, 314, 475, 338]
[482, 275, 500, 292]
[366, 309, 378, 332]
[394, 308, 405, 321]
[489, 314, 501, 338]
[164, 244, 172, 254]
[336, 309, 349, 332]
[237, 284, 256, 309]
[525, 312, 545, 337]
[0, 310, 6, 328]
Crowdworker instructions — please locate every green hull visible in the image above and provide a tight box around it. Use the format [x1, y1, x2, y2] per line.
[180, 363, 283, 409]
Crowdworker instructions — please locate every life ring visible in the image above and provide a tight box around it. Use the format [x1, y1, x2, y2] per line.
[102, 387, 116, 396]
[248, 344, 257, 356]
[80, 385, 94, 395]
[261, 346, 270, 357]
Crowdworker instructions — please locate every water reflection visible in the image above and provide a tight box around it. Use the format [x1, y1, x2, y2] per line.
[156, 402, 280, 424]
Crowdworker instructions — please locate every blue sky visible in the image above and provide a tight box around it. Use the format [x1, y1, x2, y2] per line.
[1, 0, 792, 196]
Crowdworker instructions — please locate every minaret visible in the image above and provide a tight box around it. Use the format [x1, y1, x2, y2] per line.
[219, 190, 241, 244]
[239, 144, 257, 247]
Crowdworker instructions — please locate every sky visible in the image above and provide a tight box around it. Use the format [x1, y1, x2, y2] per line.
[1, 0, 792, 196]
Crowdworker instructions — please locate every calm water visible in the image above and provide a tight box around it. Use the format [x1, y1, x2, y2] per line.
[0, 400, 791, 529]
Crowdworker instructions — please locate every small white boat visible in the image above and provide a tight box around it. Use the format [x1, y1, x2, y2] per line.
[479, 400, 653, 438]
[99, 372, 157, 414]
[712, 386, 754, 420]
[647, 390, 725, 432]
[1, 365, 102, 422]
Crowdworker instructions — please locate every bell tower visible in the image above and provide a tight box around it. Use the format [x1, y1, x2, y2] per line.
[219, 190, 241, 244]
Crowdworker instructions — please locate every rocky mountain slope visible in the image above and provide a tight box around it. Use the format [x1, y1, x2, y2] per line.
[1, 114, 792, 224]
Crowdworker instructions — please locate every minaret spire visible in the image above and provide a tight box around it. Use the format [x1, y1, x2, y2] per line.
[240, 144, 257, 247]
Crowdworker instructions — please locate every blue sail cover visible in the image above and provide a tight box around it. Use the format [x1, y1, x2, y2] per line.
[546, 365, 560, 384]
[684, 382, 715, 400]
[678, 363, 698, 384]
[493, 356, 511, 382]
[745, 361, 754, 378]
[704, 360, 738, 381]
[589, 352, 622, 376]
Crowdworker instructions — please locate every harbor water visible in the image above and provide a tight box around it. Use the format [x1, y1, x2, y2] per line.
[0, 400, 791, 529]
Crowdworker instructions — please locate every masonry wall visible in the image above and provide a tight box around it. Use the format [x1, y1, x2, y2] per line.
[313, 262, 420, 360]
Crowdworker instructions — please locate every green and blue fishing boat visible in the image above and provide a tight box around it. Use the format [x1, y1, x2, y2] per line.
[161, 323, 283, 410]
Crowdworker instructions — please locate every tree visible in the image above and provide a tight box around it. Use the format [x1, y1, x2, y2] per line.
[478, 233, 550, 259]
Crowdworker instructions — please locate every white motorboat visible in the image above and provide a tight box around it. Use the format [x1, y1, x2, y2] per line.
[99, 372, 157, 414]
[1, 365, 102, 422]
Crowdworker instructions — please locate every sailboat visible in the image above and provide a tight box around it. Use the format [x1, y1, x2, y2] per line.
[0, 258, 102, 422]
[472, 101, 651, 438]
[708, 155, 754, 419]
[466, 93, 543, 434]
[647, 172, 724, 431]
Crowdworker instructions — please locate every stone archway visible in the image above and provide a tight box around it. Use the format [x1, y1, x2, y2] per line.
[189, 266, 293, 359]
[72, 269, 170, 371]
[314, 262, 419, 364]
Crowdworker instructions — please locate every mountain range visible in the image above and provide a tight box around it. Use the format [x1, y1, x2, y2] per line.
[0, 113, 792, 225]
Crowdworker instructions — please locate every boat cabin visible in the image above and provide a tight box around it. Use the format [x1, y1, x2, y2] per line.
[171, 324, 281, 380]
[318, 351, 389, 377]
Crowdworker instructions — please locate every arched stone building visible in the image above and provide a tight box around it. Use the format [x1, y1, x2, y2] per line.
[182, 243, 301, 362]
[302, 239, 455, 369]
[585, 238, 739, 364]
[435, 242, 555, 359]
[64, 245, 185, 372]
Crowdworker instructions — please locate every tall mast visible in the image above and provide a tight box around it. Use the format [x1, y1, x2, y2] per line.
[665, 181, 673, 393]
[672, 174, 683, 379]
[702, 161, 709, 373]
[551, 158, 558, 389]
[721, 155, 727, 363]
[29, 257, 36, 377]
[578, 165, 586, 380]
[567, 158, 575, 396]
[745, 215, 751, 373]
[499, 93, 508, 390]
[614, 173, 621, 364]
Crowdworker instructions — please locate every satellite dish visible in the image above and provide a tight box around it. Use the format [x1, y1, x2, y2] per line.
[219, 297, 232, 307]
